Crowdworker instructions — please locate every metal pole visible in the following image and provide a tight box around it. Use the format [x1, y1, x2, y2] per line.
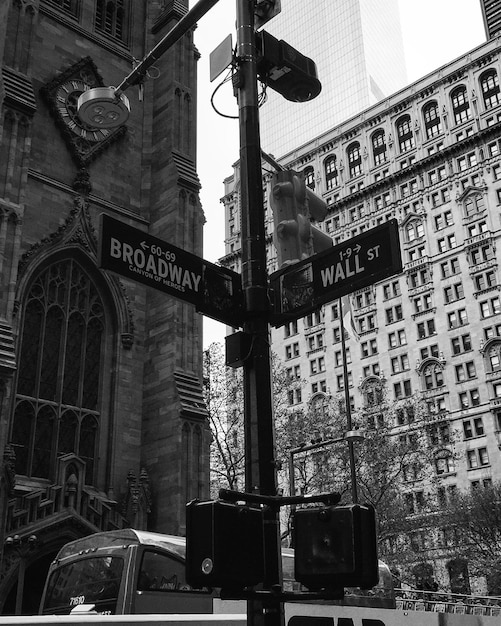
[115, 0, 221, 93]
[288, 450, 296, 499]
[339, 297, 359, 504]
[236, 2, 282, 626]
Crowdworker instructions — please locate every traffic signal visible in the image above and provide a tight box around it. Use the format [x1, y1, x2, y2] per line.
[256, 30, 321, 102]
[293, 504, 379, 591]
[270, 169, 332, 268]
[185, 499, 264, 589]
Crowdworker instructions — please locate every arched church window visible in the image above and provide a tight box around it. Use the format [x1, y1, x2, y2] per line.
[11, 258, 106, 484]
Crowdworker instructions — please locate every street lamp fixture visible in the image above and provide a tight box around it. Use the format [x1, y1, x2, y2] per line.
[78, 87, 130, 128]
[344, 430, 365, 444]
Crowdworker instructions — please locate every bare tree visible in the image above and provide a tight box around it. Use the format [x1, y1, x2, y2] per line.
[203, 343, 245, 495]
[203, 343, 306, 498]
[439, 482, 501, 594]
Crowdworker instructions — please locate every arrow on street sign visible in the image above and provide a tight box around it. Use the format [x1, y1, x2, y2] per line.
[98, 214, 244, 327]
[269, 219, 402, 326]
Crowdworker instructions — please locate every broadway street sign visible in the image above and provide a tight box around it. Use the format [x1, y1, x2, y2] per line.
[270, 219, 402, 326]
[98, 214, 243, 327]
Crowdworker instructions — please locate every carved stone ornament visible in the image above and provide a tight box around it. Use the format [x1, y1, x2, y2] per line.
[41, 56, 126, 167]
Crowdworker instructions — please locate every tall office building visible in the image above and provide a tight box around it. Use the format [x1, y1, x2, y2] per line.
[259, 0, 408, 158]
[222, 35, 501, 592]
[480, 0, 501, 38]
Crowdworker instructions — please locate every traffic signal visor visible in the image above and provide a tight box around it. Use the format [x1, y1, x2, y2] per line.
[270, 170, 332, 268]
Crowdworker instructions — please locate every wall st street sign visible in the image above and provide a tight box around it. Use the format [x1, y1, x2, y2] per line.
[98, 214, 243, 327]
[270, 219, 402, 326]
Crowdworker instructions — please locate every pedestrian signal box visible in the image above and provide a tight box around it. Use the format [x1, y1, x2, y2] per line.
[186, 499, 264, 589]
[293, 504, 379, 590]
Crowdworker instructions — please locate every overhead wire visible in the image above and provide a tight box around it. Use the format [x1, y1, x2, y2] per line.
[209, 49, 269, 120]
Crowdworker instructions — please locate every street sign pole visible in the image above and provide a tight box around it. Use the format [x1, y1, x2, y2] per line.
[236, 2, 283, 626]
[339, 297, 359, 504]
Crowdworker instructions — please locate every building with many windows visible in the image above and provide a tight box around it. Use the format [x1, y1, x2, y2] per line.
[481, 0, 501, 39]
[221, 35, 501, 591]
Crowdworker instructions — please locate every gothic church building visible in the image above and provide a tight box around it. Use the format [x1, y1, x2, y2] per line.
[0, 0, 210, 613]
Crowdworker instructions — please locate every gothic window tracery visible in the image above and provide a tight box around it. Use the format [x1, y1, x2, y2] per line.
[11, 259, 107, 485]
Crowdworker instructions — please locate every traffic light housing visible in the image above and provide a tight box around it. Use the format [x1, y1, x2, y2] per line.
[293, 504, 379, 591]
[256, 30, 321, 102]
[186, 499, 264, 589]
[270, 169, 332, 268]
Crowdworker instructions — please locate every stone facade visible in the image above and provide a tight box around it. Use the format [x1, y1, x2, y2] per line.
[0, 0, 210, 614]
[221, 37, 501, 592]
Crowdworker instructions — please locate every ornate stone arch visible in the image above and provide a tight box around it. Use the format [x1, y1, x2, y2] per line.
[480, 337, 501, 374]
[16, 199, 135, 346]
[417, 357, 445, 391]
[457, 185, 487, 218]
[401, 212, 425, 243]
[359, 374, 385, 410]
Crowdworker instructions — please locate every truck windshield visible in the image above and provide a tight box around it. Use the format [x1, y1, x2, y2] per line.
[43, 556, 124, 615]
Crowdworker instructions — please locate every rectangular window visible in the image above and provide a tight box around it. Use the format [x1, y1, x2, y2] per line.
[455, 361, 476, 382]
[362, 363, 380, 378]
[391, 353, 410, 374]
[388, 329, 407, 348]
[451, 334, 472, 355]
[382, 280, 400, 300]
[448, 308, 468, 329]
[470, 245, 494, 264]
[413, 294, 432, 313]
[438, 234, 456, 253]
[467, 447, 489, 469]
[463, 416, 484, 437]
[440, 257, 460, 278]
[385, 304, 403, 324]
[443, 282, 464, 304]
[394, 379, 412, 399]
[475, 270, 497, 292]
[480, 297, 501, 318]
[361, 339, 378, 358]
[409, 268, 430, 288]
[353, 290, 373, 309]
[417, 319, 436, 339]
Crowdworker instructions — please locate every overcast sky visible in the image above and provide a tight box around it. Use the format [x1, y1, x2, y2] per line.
[189, 0, 486, 348]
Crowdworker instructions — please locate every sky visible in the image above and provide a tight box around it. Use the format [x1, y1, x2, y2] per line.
[189, 0, 487, 349]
